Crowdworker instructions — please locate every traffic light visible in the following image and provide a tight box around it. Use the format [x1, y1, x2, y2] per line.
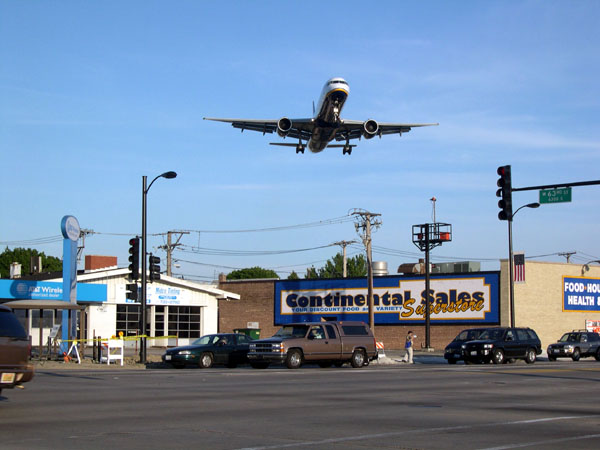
[125, 283, 138, 301]
[128, 237, 140, 281]
[148, 253, 161, 282]
[496, 165, 513, 221]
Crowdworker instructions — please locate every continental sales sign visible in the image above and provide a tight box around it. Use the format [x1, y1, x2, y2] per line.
[563, 277, 600, 312]
[274, 273, 500, 325]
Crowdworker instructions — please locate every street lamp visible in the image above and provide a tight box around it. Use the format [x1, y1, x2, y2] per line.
[581, 260, 600, 276]
[140, 171, 177, 363]
[508, 202, 539, 328]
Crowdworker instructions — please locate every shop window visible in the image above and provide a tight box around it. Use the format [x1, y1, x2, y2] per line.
[167, 306, 201, 339]
[32, 309, 54, 328]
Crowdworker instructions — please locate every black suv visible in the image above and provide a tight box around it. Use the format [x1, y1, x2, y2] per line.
[547, 330, 600, 361]
[444, 328, 490, 364]
[462, 327, 542, 364]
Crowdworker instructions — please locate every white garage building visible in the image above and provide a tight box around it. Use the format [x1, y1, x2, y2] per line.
[68, 266, 240, 347]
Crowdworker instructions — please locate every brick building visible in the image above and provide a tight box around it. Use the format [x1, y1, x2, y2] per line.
[219, 261, 600, 350]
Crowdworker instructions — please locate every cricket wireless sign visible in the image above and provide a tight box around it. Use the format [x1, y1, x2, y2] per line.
[274, 273, 500, 325]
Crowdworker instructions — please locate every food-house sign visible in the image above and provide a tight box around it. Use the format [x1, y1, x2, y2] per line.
[563, 277, 600, 312]
[274, 273, 500, 325]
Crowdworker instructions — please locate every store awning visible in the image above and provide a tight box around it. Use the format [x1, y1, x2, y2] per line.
[2, 300, 84, 310]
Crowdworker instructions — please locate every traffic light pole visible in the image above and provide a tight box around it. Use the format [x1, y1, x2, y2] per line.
[140, 175, 148, 364]
[508, 218, 515, 328]
[139, 171, 177, 364]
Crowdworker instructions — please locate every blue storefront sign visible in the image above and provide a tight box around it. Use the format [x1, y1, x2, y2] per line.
[563, 277, 600, 312]
[0, 280, 106, 302]
[274, 272, 500, 325]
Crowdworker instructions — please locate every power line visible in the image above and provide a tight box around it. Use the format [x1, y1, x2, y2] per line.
[177, 243, 336, 256]
[0, 235, 64, 246]
[179, 215, 354, 234]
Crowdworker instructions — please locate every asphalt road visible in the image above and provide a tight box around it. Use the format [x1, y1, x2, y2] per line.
[1, 360, 600, 449]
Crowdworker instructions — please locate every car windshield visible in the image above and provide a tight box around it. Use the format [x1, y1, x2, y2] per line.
[0, 310, 27, 338]
[559, 333, 579, 343]
[191, 335, 222, 346]
[274, 325, 309, 338]
[478, 329, 505, 341]
[455, 329, 487, 342]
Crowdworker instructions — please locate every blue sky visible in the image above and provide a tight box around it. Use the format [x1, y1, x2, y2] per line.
[1, 1, 599, 281]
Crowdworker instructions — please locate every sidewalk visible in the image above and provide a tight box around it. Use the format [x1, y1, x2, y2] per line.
[373, 349, 445, 365]
[32, 345, 168, 370]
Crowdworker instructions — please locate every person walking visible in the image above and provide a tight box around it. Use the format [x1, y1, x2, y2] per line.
[401, 330, 415, 364]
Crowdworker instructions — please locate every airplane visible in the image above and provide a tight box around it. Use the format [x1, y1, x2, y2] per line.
[204, 77, 438, 155]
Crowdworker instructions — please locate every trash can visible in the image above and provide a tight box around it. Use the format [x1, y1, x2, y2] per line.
[234, 328, 261, 340]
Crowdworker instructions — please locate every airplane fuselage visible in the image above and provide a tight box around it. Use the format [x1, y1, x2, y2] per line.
[204, 77, 437, 155]
[309, 78, 349, 152]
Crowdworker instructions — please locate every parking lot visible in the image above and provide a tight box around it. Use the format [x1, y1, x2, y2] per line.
[2, 355, 599, 449]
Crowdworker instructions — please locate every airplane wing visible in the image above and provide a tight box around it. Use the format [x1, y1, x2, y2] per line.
[333, 120, 439, 141]
[203, 117, 315, 142]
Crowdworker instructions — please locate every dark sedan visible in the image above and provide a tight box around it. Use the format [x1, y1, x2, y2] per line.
[162, 333, 254, 368]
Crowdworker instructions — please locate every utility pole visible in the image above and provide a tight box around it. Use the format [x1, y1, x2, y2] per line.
[351, 209, 381, 331]
[333, 240, 357, 278]
[77, 229, 94, 262]
[157, 231, 189, 276]
[558, 251, 576, 263]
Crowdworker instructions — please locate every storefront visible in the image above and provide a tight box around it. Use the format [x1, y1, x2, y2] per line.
[1, 268, 240, 348]
[219, 261, 600, 350]
[76, 268, 240, 347]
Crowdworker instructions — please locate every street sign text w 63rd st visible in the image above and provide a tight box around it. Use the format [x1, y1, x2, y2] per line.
[539, 187, 572, 204]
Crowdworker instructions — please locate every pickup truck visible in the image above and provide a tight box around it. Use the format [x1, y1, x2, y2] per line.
[247, 321, 377, 369]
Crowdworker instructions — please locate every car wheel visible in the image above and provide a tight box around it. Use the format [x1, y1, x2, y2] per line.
[595, 349, 600, 362]
[572, 348, 581, 362]
[286, 349, 303, 369]
[525, 348, 536, 364]
[548, 355, 556, 362]
[351, 349, 366, 368]
[250, 362, 269, 369]
[492, 348, 505, 365]
[199, 352, 214, 369]
[447, 359, 456, 364]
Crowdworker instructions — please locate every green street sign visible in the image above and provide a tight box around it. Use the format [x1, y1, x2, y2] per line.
[539, 187, 572, 204]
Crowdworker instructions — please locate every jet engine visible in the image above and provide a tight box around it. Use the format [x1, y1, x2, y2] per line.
[362, 119, 379, 139]
[277, 117, 293, 137]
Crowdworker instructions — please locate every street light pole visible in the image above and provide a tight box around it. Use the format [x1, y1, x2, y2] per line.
[508, 202, 539, 328]
[140, 171, 177, 364]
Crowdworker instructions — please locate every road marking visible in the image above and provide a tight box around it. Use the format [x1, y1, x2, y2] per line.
[236, 415, 599, 450]
[479, 433, 600, 449]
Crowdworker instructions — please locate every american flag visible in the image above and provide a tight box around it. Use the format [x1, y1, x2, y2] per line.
[514, 253, 525, 283]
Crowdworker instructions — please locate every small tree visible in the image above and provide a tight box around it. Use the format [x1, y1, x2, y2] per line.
[304, 253, 367, 279]
[226, 266, 279, 280]
[287, 271, 300, 280]
[304, 266, 319, 279]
